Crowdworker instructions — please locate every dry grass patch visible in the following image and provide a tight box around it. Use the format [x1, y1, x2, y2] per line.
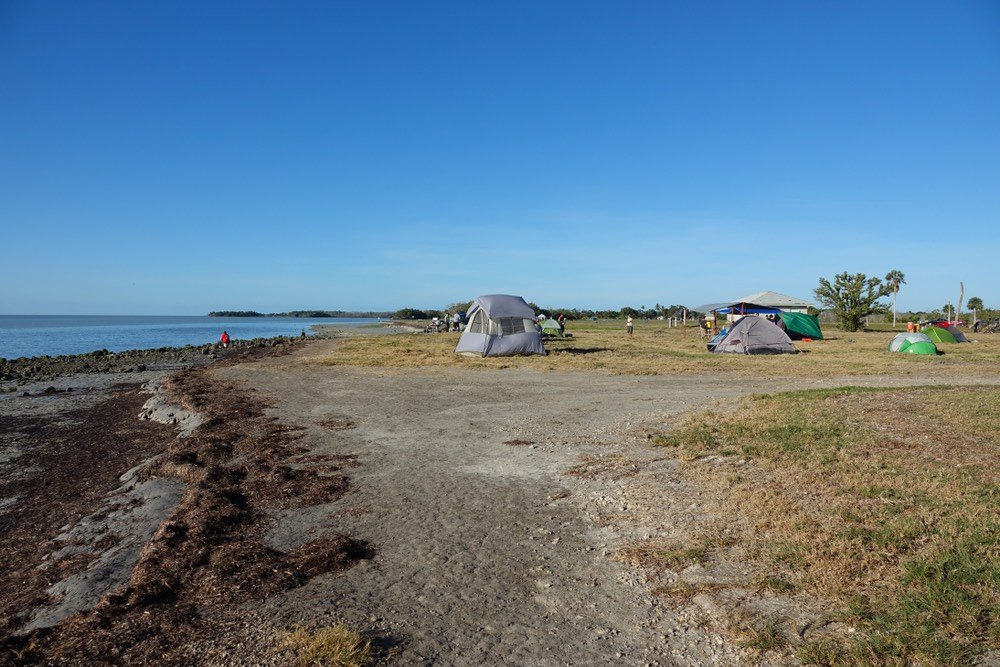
[731, 612, 790, 652]
[652, 385, 1000, 665]
[564, 453, 635, 480]
[616, 528, 737, 572]
[285, 623, 372, 667]
[313, 322, 1000, 379]
[616, 538, 711, 572]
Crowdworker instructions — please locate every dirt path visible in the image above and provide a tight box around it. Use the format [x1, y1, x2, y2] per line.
[213, 344, 999, 665]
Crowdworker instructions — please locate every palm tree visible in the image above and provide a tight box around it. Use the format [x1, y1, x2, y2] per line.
[884, 270, 906, 328]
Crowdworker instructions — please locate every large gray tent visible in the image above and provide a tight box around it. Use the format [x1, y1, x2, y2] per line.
[455, 294, 545, 357]
[712, 316, 798, 355]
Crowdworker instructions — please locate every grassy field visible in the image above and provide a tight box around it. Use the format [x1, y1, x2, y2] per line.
[651, 385, 999, 665]
[314, 319, 1000, 379]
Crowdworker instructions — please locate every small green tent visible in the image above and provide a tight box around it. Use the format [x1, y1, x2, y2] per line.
[922, 325, 958, 344]
[540, 318, 564, 337]
[900, 341, 938, 355]
[889, 333, 938, 355]
[777, 312, 823, 340]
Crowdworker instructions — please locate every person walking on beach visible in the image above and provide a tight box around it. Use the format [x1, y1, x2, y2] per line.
[220, 331, 230, 348]
[626, 316, 634, 337]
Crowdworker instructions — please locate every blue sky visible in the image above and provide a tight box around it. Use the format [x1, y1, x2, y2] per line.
[1, 1, 998, 314]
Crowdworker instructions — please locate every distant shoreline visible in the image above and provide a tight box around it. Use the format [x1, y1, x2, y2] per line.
[0, 315, 378, 360]
[0, 322, 416, 383]
[207, 310, 393, 318]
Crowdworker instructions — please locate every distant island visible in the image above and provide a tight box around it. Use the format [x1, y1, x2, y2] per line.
[208, 310, 393, 318]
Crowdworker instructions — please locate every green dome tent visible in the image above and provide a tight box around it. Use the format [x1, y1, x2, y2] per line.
[901, 341, 939, 355]
[889, 332, 932, 352]
[540, 318, 564, 337]
[922, 325, 958, 344]
[889, 333, 938, 355]
[942, 324, 969, 342]
[777, 312, 824, 340]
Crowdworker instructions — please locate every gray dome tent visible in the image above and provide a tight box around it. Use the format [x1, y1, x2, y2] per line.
[712, 316, 798, 355]
[455, 294, 545, 357]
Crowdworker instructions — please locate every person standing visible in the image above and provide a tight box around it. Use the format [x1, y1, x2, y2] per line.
[626, 316, 634, 337]
[220, 331, 230, 348]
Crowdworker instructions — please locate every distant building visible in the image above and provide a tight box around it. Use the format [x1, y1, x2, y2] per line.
[731, 291, 814, 314]
[693, 291, 816, 324]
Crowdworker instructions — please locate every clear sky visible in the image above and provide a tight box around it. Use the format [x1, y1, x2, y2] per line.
[2, 1, 998, 314]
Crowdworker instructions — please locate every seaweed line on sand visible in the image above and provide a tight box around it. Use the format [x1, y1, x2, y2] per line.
[3, 344, 372, 664]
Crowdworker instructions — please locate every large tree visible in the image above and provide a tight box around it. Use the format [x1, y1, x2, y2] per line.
[967, 296, 984, 312]
[814, 272, 891, 332]
[884, 269, 906, 328]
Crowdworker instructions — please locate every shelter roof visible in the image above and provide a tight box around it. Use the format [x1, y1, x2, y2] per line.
[734, 291, 814, 308]
[715, 303, 781, 315]
[693, 301, 780, 314]
[692, 302, 731, 313]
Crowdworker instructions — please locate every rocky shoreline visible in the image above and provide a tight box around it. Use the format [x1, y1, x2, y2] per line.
[0, 336, 306, 388]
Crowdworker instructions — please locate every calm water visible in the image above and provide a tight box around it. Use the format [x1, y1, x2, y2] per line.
[0, 315, 378, 359]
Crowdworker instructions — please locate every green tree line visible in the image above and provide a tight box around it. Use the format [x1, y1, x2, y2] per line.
[208, 310, 393, 318]
[392, 303, 701, 320]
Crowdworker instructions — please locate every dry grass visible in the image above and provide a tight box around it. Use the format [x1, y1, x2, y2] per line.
[312, 321, 1000, 379]
[285, 623, 372, 667]
[615, 538, 711, 571]
[731, 612, 790, 652]
[651, 385, 1000, 665]
[564, 453, 636, 480]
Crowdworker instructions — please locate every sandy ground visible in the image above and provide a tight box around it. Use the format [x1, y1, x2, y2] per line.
[3, 334, 997, 665]
[208, 340, 999, 665]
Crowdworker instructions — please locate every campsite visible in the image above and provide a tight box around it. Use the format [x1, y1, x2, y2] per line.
[2, 309, 998, 666]
[3, 2, 998, 664]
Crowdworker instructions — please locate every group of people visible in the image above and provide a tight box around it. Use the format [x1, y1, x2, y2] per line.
[428, 314, 463, 333]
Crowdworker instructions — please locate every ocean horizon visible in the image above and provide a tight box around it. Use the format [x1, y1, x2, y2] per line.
[0, 315, 378, 359]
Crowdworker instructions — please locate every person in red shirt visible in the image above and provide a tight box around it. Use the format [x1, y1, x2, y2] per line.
[220, 331, 230, 348]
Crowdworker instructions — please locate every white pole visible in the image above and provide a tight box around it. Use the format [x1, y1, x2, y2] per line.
[958, 282, 964, 324]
